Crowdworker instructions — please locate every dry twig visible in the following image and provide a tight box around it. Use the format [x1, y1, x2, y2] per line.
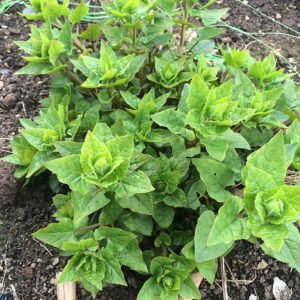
[221, 257, 229, 300]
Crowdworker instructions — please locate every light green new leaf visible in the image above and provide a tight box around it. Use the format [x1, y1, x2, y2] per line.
[187, 74, 209, 111]
[207, 196, 251, 246]
[247, 215, 289, 252]
[255, 186, 300, 225]
[46, 155, 92, 194]
[72, 191, 110, 224]
[242, 132, 286, 186]
[262, 224, 300, 272]
[43, 3, 70, 21]
[48, 40, 64, 65]
[194, 211, 233, 262]
[286, 119, 300, 144]
[193, 158, 235, 202]
[32, 219, 76, 249]
[62, 239, 98, 253]
[244, 166, 277, 203]
[80, 131, 111, 176]
[114, 170, 154, 198]
[199, 8, 229, 26]
[69, 0, 88, 24]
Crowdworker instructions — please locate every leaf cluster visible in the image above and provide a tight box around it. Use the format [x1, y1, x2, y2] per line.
[2, 0, 300, 298]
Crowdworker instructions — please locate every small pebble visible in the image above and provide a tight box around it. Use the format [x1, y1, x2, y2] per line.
[52, 257, 59, 266]
[276, 13, 282, 19]
[30, 263, 36, 269]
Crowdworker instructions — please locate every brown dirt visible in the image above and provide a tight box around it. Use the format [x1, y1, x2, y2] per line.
[1, 1, 300, 299]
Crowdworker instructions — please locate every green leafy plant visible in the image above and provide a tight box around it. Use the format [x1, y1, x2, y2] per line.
[2, 0, 300, 298]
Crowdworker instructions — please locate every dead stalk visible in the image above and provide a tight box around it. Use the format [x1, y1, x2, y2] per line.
[221, 257, 229, 300]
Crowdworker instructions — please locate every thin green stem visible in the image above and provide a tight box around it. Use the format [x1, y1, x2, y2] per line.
[74, 223, 103, 233]
[132, 27, 137, 49]
[179, 0, 189, 54]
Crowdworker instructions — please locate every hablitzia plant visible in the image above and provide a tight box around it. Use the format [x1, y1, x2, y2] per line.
[2, 0, 300, 298]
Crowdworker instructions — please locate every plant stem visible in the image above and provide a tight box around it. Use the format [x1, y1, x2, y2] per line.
[73, 37, 86, 52]
[132, 27, 137, 49]
[200, 0, 217, 11]
[74, 223, 103, 233]
[179, 0, 189, 54]
[62, 68, 98, 99]
[162, 243, 168, 257]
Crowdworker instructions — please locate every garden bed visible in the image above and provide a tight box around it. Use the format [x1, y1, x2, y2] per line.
[0, 1, 300, 299]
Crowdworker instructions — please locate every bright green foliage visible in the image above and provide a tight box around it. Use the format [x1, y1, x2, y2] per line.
[2, 0, 300, 298]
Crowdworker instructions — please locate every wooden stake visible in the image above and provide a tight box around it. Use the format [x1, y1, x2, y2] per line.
[56, 273, 76, 300]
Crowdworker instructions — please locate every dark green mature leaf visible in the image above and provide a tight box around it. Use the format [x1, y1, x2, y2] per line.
[152, 203, 175, 228]
[193, 158, 235, 202]
[118, 239, 148, 273]
[122, 212, 153, 236]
